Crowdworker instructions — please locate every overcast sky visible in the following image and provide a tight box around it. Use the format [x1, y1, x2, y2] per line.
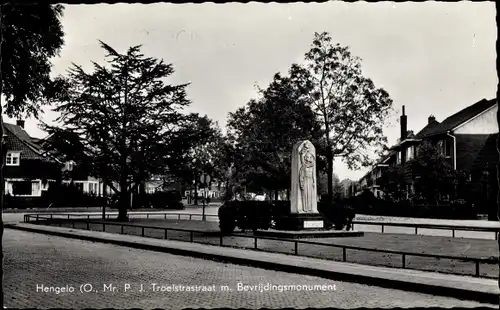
[5, 2, 497, 181]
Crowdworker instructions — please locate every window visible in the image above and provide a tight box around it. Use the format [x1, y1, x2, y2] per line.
[437, 140, 452, 157]
[407, 146, 414, 161]
[89, 182, 99, 194]
[12, 181, 32, 196]
[6, 152, 20, 166]
[396, 152, 401, 164]
[445, 140, 452, 157]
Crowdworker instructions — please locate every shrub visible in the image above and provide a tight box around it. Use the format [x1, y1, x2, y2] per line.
[218, 203, 236, 234]
[318, 200, 355, 230]
[218, 201, 273, 233]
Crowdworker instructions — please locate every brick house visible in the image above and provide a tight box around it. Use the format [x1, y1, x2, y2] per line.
[3, 121, 107, 198]
[359, 98, 498, 214]
[3, 121, 62, 197]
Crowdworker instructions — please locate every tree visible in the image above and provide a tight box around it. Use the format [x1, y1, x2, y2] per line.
[290, 32, 393, 204]
[168, 117, 226, 205]
[410, 141, 467, 203]
[227, 73, 324, 200]
[45, 41, 194, 221]
[379, 141, 470, 204]
[0, 4, 65, 306]
[318, 171, 341, 198]
[379, 163, 406, 202]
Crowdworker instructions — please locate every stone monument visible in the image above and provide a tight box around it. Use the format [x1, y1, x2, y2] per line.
[276, 140, 325, 230]
[291, 140, 318, 214]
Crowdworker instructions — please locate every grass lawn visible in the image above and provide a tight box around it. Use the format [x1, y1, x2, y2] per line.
[41, 218, 498, 279]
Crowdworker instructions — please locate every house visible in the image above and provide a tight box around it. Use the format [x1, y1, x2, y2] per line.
[35, 132, 105, 196]
[3, 120, 61, 197]
[339, 179, 358, 198]
[359, 98, 498, 213]
[357, 162, 388, 198]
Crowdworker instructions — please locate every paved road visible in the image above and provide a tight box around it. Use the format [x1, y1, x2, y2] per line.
[3, 229, 495, 309]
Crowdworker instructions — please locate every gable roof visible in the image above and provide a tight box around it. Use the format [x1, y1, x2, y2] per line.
[3, 123, 56, 162]
[420, 98, 496, 137]
[415, 119, 440, 138]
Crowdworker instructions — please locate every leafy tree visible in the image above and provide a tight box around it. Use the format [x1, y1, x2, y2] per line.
[379, 141, 470, 204]
[410, 141, 467, 203]
[318, 171, 341, 198]
[0, 4, 65, 305]
[379, 163, 406, 202]
[45, 41, 194, 221]
[227, 73, 324, 200]
[169, 117, 226, 205]
[290, 32, 393, 204]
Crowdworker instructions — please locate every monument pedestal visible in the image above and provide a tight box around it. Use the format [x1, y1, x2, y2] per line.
[275, 213, 326, 231]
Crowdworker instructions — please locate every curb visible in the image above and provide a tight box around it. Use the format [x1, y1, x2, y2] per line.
[6, 223, 498, 305]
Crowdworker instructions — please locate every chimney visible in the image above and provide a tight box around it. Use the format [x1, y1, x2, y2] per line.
[428, 115, 436, 124]
[400, 106, 407, 141]
[16, 120, 25, 129]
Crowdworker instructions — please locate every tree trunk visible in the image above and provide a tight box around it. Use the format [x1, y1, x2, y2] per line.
[117, 172, 128, 221]
[274, 190, 279, 201]
[286, 188, 290, 201]
[194, 177, 198, 206]
[326, 150, 334, 205]
[225, 178, 230, 201]
[102, 178, 107, 220]
[139, 181, 146, 208]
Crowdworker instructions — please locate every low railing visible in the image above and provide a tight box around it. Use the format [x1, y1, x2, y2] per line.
[23, 212, 500, 239]
[351, 220, 500, 240]
[23, 214, 498, 279]
[23, 212, 218, 222]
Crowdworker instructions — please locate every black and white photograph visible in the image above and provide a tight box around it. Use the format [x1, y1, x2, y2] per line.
[0, 1, 498, 308]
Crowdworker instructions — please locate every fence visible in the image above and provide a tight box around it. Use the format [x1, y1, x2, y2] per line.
[351, 220, 500, 240]
[23, 212, 500, 240]
[23, 214, 498, 279]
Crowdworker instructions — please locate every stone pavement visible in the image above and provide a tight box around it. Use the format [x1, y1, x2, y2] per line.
[7, 222, 499, 305]
[4, 228, 496, 309]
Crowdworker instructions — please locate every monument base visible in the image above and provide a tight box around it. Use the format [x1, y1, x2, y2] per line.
[275, 213, 327, 231]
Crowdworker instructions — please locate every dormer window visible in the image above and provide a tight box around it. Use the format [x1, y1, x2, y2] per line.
[6, 152, 20, 166]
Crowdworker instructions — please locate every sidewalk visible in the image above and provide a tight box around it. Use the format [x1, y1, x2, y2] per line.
[2, 203, 221, 213]
[7, 222, 499, 305]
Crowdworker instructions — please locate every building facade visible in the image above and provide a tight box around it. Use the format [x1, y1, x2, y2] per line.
[3, 121, 62, 197]
[359, 98, 498, 210]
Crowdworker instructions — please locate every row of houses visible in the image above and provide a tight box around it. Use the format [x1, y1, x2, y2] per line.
[351, 98, 498, 208]
[2, 120, 196, 199]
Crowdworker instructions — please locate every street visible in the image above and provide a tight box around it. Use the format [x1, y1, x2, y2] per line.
[3, 229, 495, 309]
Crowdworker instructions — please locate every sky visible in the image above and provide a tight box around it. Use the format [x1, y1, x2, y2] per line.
[4, 2, 497, 181]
